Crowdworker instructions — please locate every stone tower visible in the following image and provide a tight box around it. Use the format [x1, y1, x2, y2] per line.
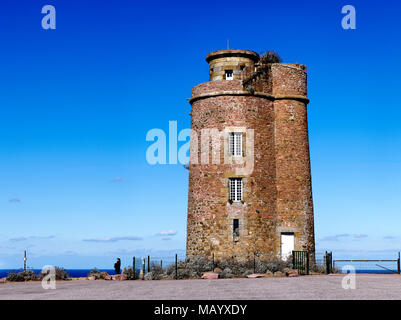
[186, 49, 315, 261]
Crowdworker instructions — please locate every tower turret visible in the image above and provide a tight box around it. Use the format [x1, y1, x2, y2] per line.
[206, 49, 259, 81]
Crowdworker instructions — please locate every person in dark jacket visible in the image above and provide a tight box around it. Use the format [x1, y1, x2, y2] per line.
[114, 258, 121, 274]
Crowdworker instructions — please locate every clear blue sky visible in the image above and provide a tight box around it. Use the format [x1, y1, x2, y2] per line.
[0, 0, 400, 268]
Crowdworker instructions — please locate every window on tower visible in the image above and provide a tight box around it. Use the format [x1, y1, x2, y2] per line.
[233, 219, 240, 237]
[229, 132, 242, 157]
[225, 69, 233, 80]
[229, 178, 242, 202]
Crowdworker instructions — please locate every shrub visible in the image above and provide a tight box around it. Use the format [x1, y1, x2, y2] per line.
[242, 269, 253, 277]
[310, 264, 326, 274]
[259, 51, 282, 64]
[6, 272, 20, 282]
[38, 266, 69, 281]
[87, 268, 102, 279]
[212, 255, 292, 276]
[220, 267, 234, 279]
[55, 267, 69, 280]
[162, 255, 294, 279]
[265, 258, 292, 273]
[149, 264, 164, 280]
[7, 270, 37, 282]
[122, 267, 138, 280]
[144, 272, 153, 280]
[166, 264, 176, 278]
[215, 257, 254, 276]
[177, 268, 198, 279]
[185, 256, 213, 276]
[165, 262, 198, 280]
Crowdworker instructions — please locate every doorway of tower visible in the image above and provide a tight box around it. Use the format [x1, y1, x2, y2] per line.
[280, 232, 294, 260]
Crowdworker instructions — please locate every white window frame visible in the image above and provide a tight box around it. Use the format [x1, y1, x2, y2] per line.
[229, 178, 242, 202]
[225, 69, 233, 80]
[229, 132, 242, 157]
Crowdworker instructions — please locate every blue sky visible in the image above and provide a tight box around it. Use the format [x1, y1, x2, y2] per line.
[0, 0, 401, 268]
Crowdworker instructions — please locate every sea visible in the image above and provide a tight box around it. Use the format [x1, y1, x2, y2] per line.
[0, 268, 397, 278]
[0, 269, 142, 279]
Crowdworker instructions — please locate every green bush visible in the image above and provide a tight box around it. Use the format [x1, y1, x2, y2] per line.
[87, 268, 110, 279]
[122, 266, 138, 280]
[87, 268, 101, 279]
[7, 270, 37, 282]
[6, 272, 20, 282]
[39, 266, 69, 280]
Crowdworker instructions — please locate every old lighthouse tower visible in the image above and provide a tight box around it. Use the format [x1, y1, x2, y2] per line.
[186, 49, 315, 261]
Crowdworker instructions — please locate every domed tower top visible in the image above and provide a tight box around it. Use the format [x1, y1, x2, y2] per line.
[206, 49, 259, 81]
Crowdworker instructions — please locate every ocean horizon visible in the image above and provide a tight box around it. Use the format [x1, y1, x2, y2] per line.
[0, 268, 398, 278]
[0, 269, 144, 279]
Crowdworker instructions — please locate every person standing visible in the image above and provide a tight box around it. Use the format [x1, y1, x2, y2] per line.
[114, 258, 121, 274]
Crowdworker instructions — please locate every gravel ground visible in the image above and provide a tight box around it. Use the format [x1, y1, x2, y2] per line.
[0, 274, 400, 300]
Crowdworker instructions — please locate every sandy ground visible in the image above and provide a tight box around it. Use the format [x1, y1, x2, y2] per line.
[0, 274, 400, 300]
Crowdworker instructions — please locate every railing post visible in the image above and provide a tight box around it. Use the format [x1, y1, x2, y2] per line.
[133, 257, 136, 276]
[147, 255, 150, 273]
[212, 253, 215, 271]
[161, 260, 163, 269]
[292, 250, 295, 270]
[253, 252, 256, 274]
[175, 254, 178, 280]
[398, 252, 400, 275]
[306, 251, 310, 275]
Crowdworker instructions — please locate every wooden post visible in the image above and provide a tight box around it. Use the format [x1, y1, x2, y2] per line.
[175, 254, 178, 280]
[253, 253, 256, 274]
[212, 253, 215, 271]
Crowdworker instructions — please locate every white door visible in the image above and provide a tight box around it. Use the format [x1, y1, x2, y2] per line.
[281, 233, 294, 260]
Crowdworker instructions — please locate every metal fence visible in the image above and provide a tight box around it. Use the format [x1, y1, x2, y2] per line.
[333, 254, 401, 274]
[292, 251, 309, 275]
[127, 251, 401, 278]
[131, 252, 298, 279]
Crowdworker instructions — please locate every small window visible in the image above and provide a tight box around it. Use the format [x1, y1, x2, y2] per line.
[229, 178, 242, 202]
[233, 219, 239, 237]
[225, 70, 233, 80]
[229, 132, 242, 156]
